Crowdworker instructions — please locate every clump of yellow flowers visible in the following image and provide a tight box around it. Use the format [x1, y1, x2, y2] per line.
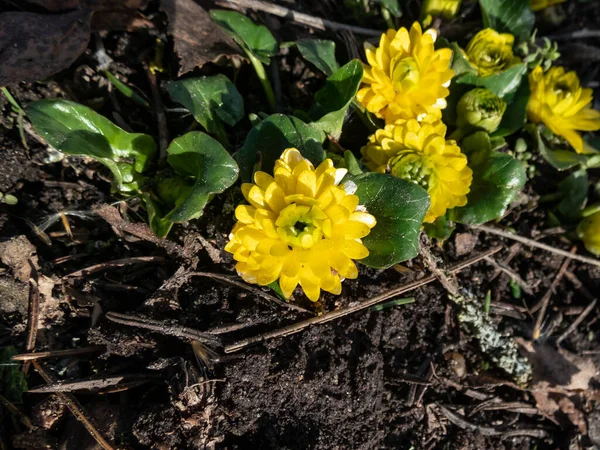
[225, 149, 376, 301]
[530, 0, 566, 12]
[527, 66, 600, 154]
[361, 119, 472, 223]
[356, 22, 454, 123]
[464, 29, 520, 76]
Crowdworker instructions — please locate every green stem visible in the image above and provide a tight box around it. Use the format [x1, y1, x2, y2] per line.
[1, 87, 23, 114]
[247, 51, 276, 112]
[103, 70, 151, 109]
[582, 204, 600, 218]
[381, 6, 395, 30]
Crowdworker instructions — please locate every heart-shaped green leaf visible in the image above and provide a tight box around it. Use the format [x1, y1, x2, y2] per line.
[491, 75, 530, 137]
[296, 39, 340, 76]
[353, 172, 430, 268]
[557, 169, 588, 222]
[0, 346, 27, 404]
[309, 59, 363, 139]
[451, 132, 526, 225]
[26, 99, 156, 193]
[479, 0, 534, 40]
[143, 193, 174, 238]
[166, 75, 244, 143]
[162, 131, 239, 223]
[209, 10, 278, 64]
[236, 114, 326, 182]
[450, 42, 477, 77]
[456, 63, 527, 98]
[531, 125, 588, 170]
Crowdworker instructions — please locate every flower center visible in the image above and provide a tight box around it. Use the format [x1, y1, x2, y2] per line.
[551, 82, 573, 101]
[275, 204, 325, 249]
[389, 152, 432, 189]
[391, 57, 420, 91]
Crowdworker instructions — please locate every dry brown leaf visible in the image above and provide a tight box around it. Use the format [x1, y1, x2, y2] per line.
[0, 235, 38, 283]
[160, 0, 242, 75]
[0, 9, 92, 86]
[23, 0, 81, 11]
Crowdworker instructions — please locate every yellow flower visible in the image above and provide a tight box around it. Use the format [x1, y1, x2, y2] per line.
[465, 28, 519, 76]
[225, 149, 377, 301]
[361, 119, 472, 223]
[356, 22, 454, 123]
[527, 66, 600, 154]
[421, 0, 462, 19]
[577, 211, 600, 256]
[530, 0, 566, 12]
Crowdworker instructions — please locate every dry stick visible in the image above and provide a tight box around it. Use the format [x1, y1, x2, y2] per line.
[484, 256, 533, 296]
[564, 270, 596, 302]
[27, 374, 160, 394]
[32, 361, 115, 450]
[12, 346, 105, 362]
[216, 0, 381, 36]
[63, 256, 166, 278]
[475, 225, 600, 269]
[23, 260, 40, 375]
[224, 246, 502, 353]
[0, 393, 33, 429]
[556, 299, 598, 346]
[436, 403, 548, 439]
[145, 66, 168, 160]
[104, 312, 222, 346]
[188, 272, 312, 315]
[532, 249, 574, 340]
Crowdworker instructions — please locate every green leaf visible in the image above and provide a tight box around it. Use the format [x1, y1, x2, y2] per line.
[491, 75, 530, 137]
[344, 150, 363, 176]
[209, 10, 278, 64]
[451, 132, 526, 225]
[0, 346, 27, 404]
[479, 0, 535, 40]
[163, 132, 239, 223]
[456, 63, 527, 98]
[423, 214, 455, 241]
[532, 125, 588, 170]
[450, 42, 477, 77]
[295, 39, 340, 76]
[557, 169, 588, 222]
[353, 173, 430, 268]
[236, 114, 326, 182]
[142, 193, 174, 238]
[166, 75, 244, 143]
[309, 60, 363, 139]
[26, 99, 156, 193]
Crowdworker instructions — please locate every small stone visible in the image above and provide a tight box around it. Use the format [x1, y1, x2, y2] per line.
[454, 232, 478, 257]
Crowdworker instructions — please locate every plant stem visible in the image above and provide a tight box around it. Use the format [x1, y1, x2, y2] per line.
[1, 87, 23, 114]
[582, 204, 600, 217]
[380, 6, 394, 30]
[247, 51, 276, 112]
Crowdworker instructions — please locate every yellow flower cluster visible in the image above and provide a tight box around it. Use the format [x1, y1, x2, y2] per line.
[225, 149, 376, 301]
[361, 119, 472, 223]
[356, 22, 454, 123]
[527, 66, 600, 154]
[464, 29, 519, 76]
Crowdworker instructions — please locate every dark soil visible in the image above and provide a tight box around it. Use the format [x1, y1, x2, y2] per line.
[1, 1, 600, 450]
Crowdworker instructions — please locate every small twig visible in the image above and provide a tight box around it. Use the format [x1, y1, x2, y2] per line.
[0, 393, 32, 429]
[545, 28, 600, 41]
[484, 256, 533, 296]
[145, 65, 168, 161]
[104, 312, 221, 346]
[32, 361, 116, 450]
[63, 256, 166, 279]
[188, 272, 312, 315]
[27, 373, 160, 394]
[556, 299, 597, 346]
[475, 225, 600, 268]
[23, 260, 40, 375]
[216, 0, 381, 36]
[224, 247, 502, 353]
[532, 249, 574, 340]
[437, 403, 548, 438]
[11, 346, 105, 362]
[564, 270, 596, 302]
[489, 243, 521, 282]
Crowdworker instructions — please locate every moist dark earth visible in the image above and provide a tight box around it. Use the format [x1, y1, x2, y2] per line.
[1, 1, 600, 449]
